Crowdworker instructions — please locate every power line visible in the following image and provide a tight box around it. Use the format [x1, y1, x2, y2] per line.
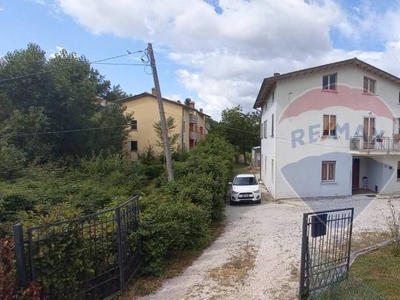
[92, 62, 149, 66]
[0, 124, 128, 139]
[0, 50, 145, 83]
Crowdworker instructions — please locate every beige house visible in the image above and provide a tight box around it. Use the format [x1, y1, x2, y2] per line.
[119, 90, 210, 160]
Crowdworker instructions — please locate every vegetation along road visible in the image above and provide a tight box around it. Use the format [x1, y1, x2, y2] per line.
[138, 195, 400, 300]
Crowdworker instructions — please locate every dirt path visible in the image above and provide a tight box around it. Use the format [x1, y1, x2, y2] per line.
[137, 195, 400, 300]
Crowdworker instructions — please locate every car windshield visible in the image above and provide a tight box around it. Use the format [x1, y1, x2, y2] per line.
[233, 176, 257, 186]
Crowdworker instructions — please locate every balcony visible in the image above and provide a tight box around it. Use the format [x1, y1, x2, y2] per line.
[189, 113, 198, 124]
[350, 136, 400, 154]
[189, 131, 198, 140]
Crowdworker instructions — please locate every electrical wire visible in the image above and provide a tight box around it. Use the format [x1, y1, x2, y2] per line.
[0, 124, 129, 139]
[0, 50, 146, 83]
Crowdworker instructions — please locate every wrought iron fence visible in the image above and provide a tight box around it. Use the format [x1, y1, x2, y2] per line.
[298, 206, 386, 300]
[13, 195, 140, 300]
[299, 208, 354, 299]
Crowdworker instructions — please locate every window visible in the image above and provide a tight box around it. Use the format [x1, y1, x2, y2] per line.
[397, 161, 400, 180]
[363, 76, 376, 94]
[130, 141, 138, 152]
[131, 120, 137, 130]
[323, 73, 337, 91]
[272, 90, 275, 102]
[271, 114, 274, 137]
[264, 120, 268, 138]
[199, 126, 203, 135]
[322, 161, 336, 182]
[189, 123, 195, 132]
[183, 121, 186, 132]
[264, 156, 267, 175]
[260, 123, 264, 139]
[397, 118, 400, 135]
[323, 115, 336, 136]
[271, 159, 274, 182]
[398, 91, 400, 104]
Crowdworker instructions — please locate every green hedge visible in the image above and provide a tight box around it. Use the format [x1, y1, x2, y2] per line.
[139, 135, 234, 275]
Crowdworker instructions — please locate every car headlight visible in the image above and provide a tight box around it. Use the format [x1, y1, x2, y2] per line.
[253, 189, 260, 193]
[232, 190, 239, 194]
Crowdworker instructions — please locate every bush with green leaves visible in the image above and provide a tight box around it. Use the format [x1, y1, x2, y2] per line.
[138, 135, 235, 275]
[139, 194, 210, 275]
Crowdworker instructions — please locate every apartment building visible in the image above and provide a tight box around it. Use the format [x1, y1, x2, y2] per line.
[119, 90, 210, 160]
[254, 58, 400, 199]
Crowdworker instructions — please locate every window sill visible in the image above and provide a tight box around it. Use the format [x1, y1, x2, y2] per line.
[321, 181, 337, 185]
[321, 135, 338, 139]
[321, 89, 338, 93]
[362, 92, 377, 96]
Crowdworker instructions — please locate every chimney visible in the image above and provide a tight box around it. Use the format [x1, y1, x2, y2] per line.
[200, 108, 203, 113]
[274, 73, 280, 77]
[189, 100, 195, 108]
[151, 87, 157, 95]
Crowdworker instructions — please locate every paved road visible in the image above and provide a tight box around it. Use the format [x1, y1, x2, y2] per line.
[138, 193, 400, 300]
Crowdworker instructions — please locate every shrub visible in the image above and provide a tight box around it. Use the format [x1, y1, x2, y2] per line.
[0, 238, 17, 300]
[139, 195, 210, 275]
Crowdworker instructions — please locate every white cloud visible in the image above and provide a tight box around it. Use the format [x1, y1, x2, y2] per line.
[0, 7, 4, 11]
[50, 0, 400, 120]
[49, 46, 66, 58]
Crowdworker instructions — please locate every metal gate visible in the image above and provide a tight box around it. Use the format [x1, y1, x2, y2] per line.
[299, 208, 354, 299]
[13, 196, 140, 300]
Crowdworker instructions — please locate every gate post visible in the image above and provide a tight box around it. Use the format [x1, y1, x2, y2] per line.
[116, 207, 125, 291]
[13, 224, 28, 287]
[299, 213, 309, 300]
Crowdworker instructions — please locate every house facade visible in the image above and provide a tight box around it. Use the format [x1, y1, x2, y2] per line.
[119, 90, 210, 160]
[254, 58, 400, 199]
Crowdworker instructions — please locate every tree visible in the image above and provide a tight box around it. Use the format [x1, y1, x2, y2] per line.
[0, 44, 132, 163]
[213, 106, 260, 164]
[153, 116, 180, 153]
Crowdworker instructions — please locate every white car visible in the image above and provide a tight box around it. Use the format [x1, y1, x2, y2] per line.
[229, 174, 262, 205]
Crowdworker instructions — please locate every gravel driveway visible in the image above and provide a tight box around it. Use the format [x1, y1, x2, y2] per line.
[138, 192, 400, 300]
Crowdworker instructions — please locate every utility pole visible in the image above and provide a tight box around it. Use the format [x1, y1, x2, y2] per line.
[147, 43, 174, 181]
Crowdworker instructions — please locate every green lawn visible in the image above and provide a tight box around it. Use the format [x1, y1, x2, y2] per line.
[350, 243, 400, 300]
[311, 244, 400, 300]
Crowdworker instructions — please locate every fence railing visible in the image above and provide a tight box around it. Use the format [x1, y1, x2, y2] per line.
[299, 208, 354, 299]
[350, 136, 400, 154]
[13, 195, 140, 300]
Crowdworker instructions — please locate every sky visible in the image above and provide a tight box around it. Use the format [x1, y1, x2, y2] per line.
[1, 0, 400, 120]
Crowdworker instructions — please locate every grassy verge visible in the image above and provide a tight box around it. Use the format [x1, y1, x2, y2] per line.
[313, 243, 400, 300]
[350, 243, 400, 300]
[232, 163, 253, 176]
[117, 221, 225, 299]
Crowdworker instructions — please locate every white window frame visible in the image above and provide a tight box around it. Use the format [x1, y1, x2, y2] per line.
[322, 161, 336, 182]
[323, 114, 337, 137]
[322, 73, 337, 91]
[271, 114, 274, 137]
[363, 76, 376, 94]
[271, 159, 274, 182]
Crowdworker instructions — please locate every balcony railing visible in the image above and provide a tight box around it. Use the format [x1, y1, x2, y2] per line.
[349, 136, 400, 154]
[189, 114, 198, 124]
[189, 131, 198, 140]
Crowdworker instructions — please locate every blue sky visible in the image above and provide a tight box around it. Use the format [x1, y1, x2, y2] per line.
[1, 0, 400, 120]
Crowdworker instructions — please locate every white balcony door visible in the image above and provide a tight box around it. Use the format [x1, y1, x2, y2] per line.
[363, 117, 375, 149]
